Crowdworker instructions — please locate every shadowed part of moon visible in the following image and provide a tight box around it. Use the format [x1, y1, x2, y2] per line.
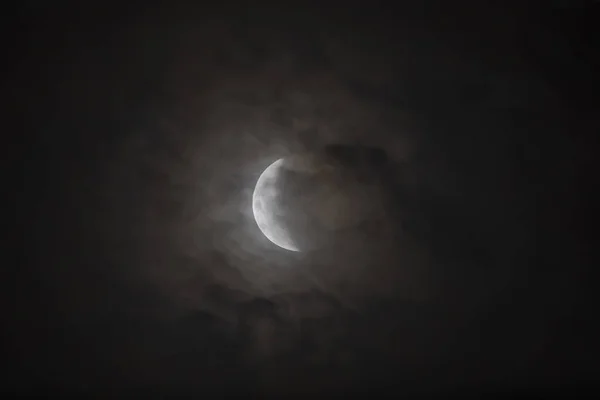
[252, 159, 300, 252]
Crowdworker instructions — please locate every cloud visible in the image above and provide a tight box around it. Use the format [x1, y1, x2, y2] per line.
[17, 3, 592, 393]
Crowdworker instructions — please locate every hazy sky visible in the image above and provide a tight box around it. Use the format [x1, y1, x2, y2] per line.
[10, 2, 597, 396]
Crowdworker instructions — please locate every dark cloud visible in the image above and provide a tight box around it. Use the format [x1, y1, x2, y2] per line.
[9, 1, 597, 396]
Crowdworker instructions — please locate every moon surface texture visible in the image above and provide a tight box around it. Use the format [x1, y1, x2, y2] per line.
[252, 159, 300, 252]
[252, 147, 394, 253]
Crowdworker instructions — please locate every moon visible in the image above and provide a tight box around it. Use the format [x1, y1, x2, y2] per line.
[252, 159, 300, 252]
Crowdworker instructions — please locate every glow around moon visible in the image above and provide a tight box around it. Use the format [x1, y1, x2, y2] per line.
[252, 159, 300, 252]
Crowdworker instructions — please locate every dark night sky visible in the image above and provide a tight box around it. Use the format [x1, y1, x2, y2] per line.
[7, 1, 599, 396]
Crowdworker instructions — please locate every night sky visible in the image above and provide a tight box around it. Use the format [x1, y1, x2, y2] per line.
[8, 1, 598, 396]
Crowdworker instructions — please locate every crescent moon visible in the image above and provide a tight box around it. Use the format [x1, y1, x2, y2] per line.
[252, 159, 300, 252]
